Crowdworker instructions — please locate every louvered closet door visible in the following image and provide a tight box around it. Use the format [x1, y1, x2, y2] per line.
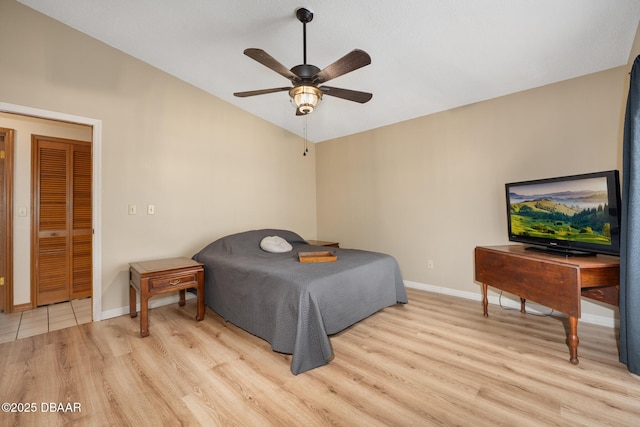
[71, 144, 92, 299]
[33, 136, 92, 306]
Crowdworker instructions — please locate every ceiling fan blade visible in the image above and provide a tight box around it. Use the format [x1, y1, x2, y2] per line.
[320, 86, 372, 103]
[233, 87, 291, 98]
[313, 49, 371, 84]
[243, 48, 300, 82]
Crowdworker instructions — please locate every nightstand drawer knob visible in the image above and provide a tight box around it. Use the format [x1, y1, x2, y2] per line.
[169, 279, 181, 285]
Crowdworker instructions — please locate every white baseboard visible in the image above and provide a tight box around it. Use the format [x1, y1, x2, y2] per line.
[101, 292, 196, 321]
[403, 280, 618, 329]
[100, 282, 616, 329]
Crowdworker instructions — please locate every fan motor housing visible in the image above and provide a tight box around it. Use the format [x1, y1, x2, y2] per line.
[291, 64, 320, 81]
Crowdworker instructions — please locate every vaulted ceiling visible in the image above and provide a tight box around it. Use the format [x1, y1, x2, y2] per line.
[17, 1, 640, 142]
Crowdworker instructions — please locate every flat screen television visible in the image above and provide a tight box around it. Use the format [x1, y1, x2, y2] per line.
[505, 170, 621, 256]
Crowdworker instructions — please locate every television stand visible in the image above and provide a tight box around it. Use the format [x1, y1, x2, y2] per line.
[524, 245, 594, 257]
[475, 245, 619, 364]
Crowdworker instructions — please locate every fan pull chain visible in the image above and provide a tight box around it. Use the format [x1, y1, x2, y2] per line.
[303, 116, 309, 156]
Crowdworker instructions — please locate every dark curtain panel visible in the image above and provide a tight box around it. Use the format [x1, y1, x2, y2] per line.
[620, 55, 640, 375]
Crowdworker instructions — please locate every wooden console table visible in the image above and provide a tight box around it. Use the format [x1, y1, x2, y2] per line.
[474, 245, 619, 364]
[129, 257, 205, 337]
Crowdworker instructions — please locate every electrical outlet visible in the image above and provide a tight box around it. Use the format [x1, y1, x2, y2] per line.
[147, 204, 155, 215]
[427, 259, 434, 269]
[128, 204, 137, 215]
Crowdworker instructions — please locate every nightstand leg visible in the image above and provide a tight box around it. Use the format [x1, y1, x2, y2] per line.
[196, 281, 204, 321]
[129, 285, 137, 318]
[140, 293, 149, 337]
[196, 270, 204, 320]
[179, 289, 186, 307]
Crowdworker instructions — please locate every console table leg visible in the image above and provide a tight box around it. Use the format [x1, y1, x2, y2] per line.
[569, 316, 579, 364]
[520, 298, 526, 313]
[482, 283, 489, 317]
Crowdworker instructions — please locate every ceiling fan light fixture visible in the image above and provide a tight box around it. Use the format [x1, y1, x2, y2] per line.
[234, 8, 371, 118]
[290, 85, 322, 114]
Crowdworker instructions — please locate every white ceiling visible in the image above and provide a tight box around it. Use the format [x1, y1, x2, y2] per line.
[16, 0, 640, 142]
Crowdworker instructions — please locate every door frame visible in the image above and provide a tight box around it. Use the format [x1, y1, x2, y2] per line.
[0, 102, 102, 321]
[0, 127, 14, 313]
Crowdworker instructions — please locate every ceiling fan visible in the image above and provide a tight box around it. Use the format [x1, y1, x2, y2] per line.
[233, 7, 372, 116]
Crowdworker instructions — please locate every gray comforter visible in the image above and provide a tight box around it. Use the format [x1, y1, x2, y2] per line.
[192, 229, 407, 374]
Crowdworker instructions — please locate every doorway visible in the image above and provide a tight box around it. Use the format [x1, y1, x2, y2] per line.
[0, 128, 14, 312]
[0, 102, 102, 321]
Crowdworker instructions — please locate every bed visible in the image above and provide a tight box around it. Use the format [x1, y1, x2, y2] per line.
[192, 229, 407, 374]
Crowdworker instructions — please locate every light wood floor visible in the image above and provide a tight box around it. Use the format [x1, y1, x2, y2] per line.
[1, 288, 638, 426]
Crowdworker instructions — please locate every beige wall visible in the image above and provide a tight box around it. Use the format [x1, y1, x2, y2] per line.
[316, 65, 628, 323]
[0, 1, 317, 314]
[629, 19, 640, 61]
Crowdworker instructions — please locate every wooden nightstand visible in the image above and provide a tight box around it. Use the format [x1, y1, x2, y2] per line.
[129, 257, 205, 337]
[306, 240, 340, 248]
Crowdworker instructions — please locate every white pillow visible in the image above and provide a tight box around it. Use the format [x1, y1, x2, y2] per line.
[260, 235, 293, 253]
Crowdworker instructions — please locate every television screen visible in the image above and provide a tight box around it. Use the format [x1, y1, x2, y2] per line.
[505, 170, 621, 256]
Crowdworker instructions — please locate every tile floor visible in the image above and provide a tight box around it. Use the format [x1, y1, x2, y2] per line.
[0, 298, 92, 344]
